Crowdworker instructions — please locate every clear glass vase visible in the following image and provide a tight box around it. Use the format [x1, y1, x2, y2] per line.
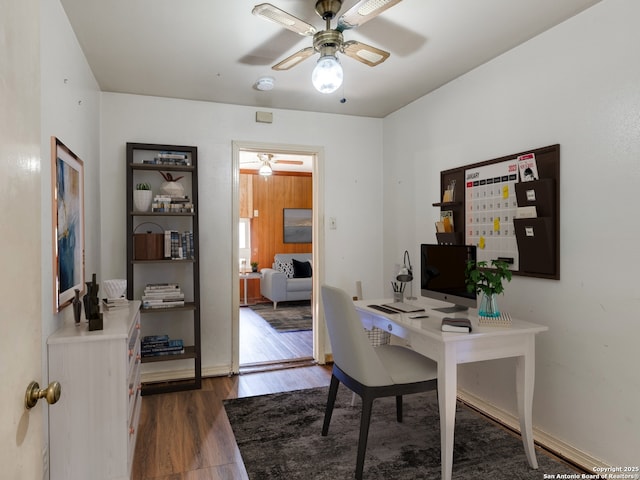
[478, 292, 500, 317]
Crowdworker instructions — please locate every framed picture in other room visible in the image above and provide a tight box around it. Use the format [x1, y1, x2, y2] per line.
[51, 137, 85, 312]
[283, 208, 312, 243]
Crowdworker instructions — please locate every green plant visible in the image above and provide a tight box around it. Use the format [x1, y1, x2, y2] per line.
[135, 183, 151, 190]
[250, 261, 259, 269]
[466, 259, 512, 296]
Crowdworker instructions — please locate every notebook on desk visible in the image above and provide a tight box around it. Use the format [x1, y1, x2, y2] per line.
[381, 302, 425, 313]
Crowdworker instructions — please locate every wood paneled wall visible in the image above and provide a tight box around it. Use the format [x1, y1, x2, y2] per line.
[240, 171, 312, 303]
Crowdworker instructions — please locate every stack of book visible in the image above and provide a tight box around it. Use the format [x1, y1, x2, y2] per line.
[151, 194, 194, 213]
[162, 230, 195, 259]
[142, 151, 191, 166]
[102, 297, 129, 311]
[141, 335, 185, 357]
[441, 317, 472, 333]
[102, 297, 129, 310]
[142, 283, 185, 309]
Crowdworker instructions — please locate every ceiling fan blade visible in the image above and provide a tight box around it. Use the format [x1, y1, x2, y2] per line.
[341, 40, 390, 67]
[273, 160, 304, 165]
[272, 47, 315, 70]
[337, 0, 403, 31]
[252, 3, 317, 36]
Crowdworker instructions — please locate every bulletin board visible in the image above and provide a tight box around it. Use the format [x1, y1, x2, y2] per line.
[434, 144, 560, 279]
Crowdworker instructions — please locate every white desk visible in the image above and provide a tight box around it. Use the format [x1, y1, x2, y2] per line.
[354, 300, 548, 480]
[239, 272, 262, 306]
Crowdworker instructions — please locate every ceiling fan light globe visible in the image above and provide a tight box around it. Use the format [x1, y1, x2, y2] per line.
[258, 163, 273, 176]
[312, 55, 343, 94]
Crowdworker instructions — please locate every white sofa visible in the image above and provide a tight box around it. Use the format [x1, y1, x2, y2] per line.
[260, 253, 312, 309]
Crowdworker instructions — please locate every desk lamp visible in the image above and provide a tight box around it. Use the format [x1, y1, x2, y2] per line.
[397, 250, 417, 300]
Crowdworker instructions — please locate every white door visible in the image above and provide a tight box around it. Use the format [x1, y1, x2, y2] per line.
[0, 0, 45, 477]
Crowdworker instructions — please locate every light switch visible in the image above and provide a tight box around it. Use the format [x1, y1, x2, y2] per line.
[329, 217, 337, 230]
[253, 210, 259, 217]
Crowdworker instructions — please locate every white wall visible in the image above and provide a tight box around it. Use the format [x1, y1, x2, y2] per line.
[99, 94, 385, 371]
[383, 0, 639, 466]
[41, 0, 101, 339]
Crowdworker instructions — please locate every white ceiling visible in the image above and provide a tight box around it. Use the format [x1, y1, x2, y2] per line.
[60, 0, 601, 118]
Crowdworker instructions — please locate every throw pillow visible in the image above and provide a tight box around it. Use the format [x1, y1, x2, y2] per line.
[292, 258, 312, 278]
[275, 259, 294, 279]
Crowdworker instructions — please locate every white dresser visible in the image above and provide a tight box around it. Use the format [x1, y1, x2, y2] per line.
[48, 301, 142, 480]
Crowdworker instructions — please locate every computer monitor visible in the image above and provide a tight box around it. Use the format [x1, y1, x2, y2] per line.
[421, 243, 477, 313]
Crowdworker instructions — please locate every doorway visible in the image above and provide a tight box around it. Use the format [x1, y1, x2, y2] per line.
[231, 141, 326, 373]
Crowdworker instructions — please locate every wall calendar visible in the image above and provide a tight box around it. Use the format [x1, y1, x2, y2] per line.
[465, 159, 520, 270]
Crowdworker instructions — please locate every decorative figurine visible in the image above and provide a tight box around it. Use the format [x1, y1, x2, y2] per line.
[73, 288, 82, 325]
[83, 273, 103, 331]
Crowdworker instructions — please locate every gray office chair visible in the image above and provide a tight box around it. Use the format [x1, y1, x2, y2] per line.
[321, 285, 438, 480]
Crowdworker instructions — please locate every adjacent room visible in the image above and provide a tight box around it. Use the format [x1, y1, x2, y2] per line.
[2, 0, 638, 479]
[238, 149, 314, 369]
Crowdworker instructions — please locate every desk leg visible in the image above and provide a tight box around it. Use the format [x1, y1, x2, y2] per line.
[438, 345, 457, 480]
[516, 335, 538, 469]
[241, 277, 248, 306]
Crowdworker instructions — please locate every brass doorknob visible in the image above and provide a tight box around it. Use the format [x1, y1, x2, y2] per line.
[25, 381, 61, 410]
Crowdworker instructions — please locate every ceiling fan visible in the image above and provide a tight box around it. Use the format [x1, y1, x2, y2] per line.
[252, 0, 403, 93]
[241, 153, 304, 176]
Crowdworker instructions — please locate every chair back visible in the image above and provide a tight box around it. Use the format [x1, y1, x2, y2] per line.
[321, 285, 393, 387]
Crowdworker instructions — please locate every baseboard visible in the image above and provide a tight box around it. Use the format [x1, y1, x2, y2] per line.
[457, 388, 609, 474]
[141, 365, 231, 384]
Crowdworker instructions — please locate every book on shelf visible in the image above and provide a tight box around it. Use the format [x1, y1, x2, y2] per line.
[143, 284, 182, 293]
[441, 317, 472, 333]
[152, 195, 193, 213]
[142, 334, 169, 343]
[142, 151, 190, 166]
[144, 283, 179, 292]
[142, 299, 185, 309]
[157, 151, 188, 160]
[141, 338, 185, 357]
[142, 348, 185, 357]
[142, 338, 183, 351]
[142, 283, 186, 309]
[183, 231, 195, 259]
[101, 297, 129, 310]
[164, 231, 182, 259]
[142, 291, 184, 299]
[162, 230, 194, 259]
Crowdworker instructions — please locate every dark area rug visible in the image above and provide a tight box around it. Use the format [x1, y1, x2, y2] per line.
[224, 386, 580, 480]
[249, 301, 312, 333]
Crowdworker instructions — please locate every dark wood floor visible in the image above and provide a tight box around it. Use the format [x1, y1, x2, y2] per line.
[239, 303, 313, 366]
[131, 365, 333, 479]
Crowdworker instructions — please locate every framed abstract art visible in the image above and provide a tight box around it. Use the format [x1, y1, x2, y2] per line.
[51, 137, 85, 312]
[283, 208, 312, 243]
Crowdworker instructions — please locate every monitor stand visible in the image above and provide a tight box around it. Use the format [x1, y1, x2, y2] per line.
[433, 305, 469, 314]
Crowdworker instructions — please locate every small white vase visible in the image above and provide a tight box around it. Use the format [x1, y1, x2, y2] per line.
[133, 190, 153, 212]
[160, 181, 184, 197]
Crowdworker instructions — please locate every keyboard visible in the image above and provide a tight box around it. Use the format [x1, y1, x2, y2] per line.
[367, 304, 400, 314]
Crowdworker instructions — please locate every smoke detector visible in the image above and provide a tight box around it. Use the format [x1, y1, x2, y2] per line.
[255, 76, 275, 91]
